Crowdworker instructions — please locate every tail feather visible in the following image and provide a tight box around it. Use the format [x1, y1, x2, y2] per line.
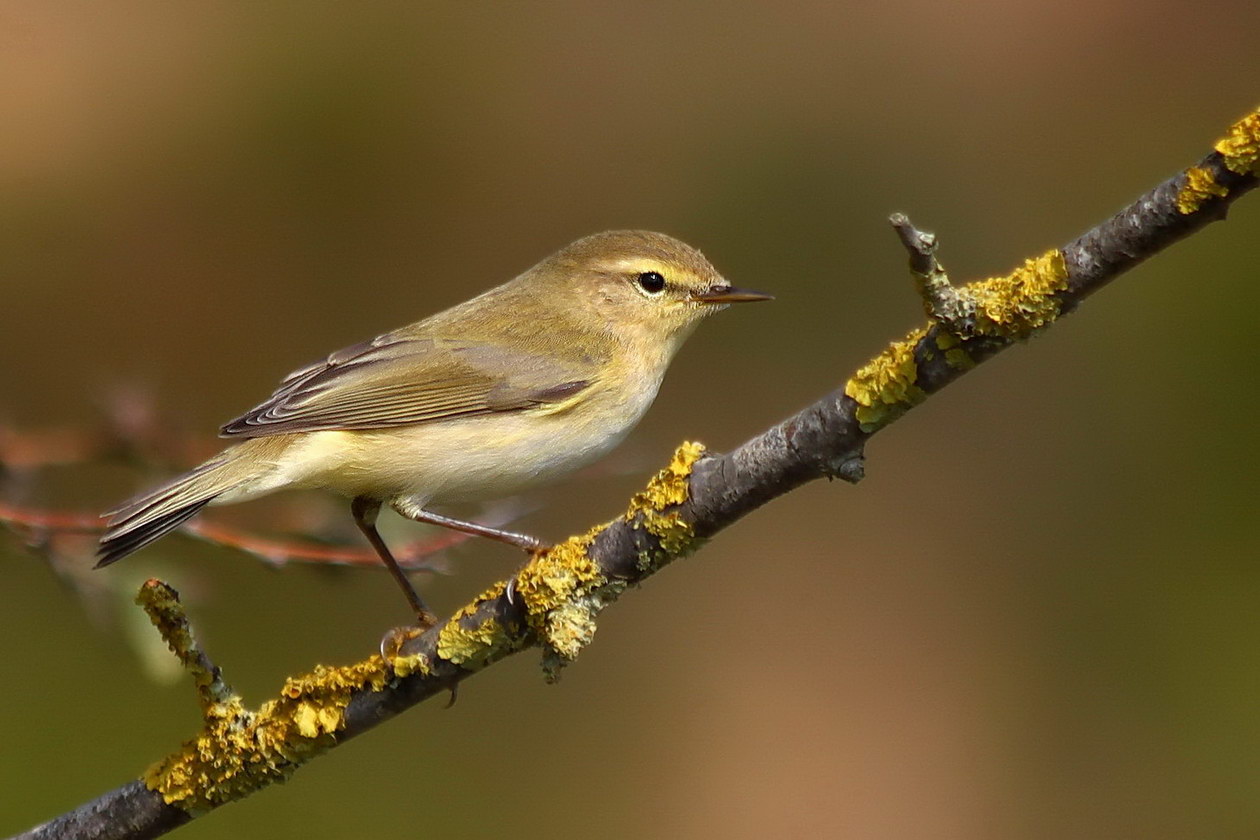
[96, 498, 214, 567]
[101, 458, 225, 526]
[96, 441, 282, 567]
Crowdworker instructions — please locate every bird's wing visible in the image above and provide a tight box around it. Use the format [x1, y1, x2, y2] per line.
[218, 333, 593, 438]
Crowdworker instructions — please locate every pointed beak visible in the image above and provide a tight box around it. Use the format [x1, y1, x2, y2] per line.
[691, 284, 775, 304]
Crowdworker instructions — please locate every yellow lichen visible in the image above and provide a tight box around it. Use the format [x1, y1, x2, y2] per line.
[627, 441, 705, 514]
[509, 527, 610, 679]
[378, 625, 431, 677]
[513, 528, 603, 623]
[1176, 165, 1229, 214]
[389, 651, 430, 678]
[844, 327, 928, 433]
[430, 581, 522, 670]
[1215, 109, 1260, 174]
[625, 441, 706, 560]
[642, 510, 692, 556]
[145, 657, 392, 813]
[846, 250, 1066, 434]
[968, 249, 1070, 338]
[541, 600, 599, 663]
[436, 613, 507, 669]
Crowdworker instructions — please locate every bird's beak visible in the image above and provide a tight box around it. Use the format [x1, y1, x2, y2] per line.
[691, 284, 775, 304]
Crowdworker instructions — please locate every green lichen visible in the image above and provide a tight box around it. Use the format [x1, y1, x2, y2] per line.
[1176, 165, 1229, 214]
[136, 579, 221, 705]
[1215, 109, 1260, 175]
[844, 327, 928, 433]
[934, 331, 975, 371]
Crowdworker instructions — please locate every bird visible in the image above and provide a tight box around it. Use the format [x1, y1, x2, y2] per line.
[96, 230, 771, 627]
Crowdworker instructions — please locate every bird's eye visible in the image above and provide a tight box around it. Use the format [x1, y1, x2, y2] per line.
[636, 271, 666, 295]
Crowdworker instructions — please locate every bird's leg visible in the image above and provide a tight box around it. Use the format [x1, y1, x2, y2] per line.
[351, 496, 438, 630]
[391, 499, 552, 553]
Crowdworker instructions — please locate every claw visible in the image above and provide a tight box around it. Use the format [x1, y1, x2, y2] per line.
[379, 624, 428, 663]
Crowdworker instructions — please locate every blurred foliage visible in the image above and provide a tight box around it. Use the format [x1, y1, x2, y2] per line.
[2, 2, 1259, 838]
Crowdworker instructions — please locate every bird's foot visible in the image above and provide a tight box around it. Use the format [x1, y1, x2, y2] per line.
[504, 541, 553, 605]
[378, 615, 435, 664]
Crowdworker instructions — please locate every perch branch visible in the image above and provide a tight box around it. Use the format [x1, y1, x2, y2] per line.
[11, 106, 1258, 840]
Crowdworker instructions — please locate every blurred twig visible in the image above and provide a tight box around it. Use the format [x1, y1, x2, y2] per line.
[0, 475, 460, 574]
[9, 106, 1259, 840]
[0, 418, 467, 574]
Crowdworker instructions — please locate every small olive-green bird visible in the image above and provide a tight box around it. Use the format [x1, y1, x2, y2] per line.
[97, 230, 770, 625]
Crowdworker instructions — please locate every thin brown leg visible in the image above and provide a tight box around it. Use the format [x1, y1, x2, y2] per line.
[391, 499, 551, 552]
[351, 496, 437, 628]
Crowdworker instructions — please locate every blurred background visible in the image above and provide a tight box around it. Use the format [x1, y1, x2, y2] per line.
[2, 2, 1258, 838]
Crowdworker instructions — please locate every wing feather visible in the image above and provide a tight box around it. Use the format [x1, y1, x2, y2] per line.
[219, 335, 592, 438]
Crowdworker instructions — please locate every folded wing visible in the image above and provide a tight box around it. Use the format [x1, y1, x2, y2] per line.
[219, 334, 592, 438]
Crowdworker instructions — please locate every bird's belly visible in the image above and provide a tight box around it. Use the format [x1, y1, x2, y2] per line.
[290, 406, 641, 506]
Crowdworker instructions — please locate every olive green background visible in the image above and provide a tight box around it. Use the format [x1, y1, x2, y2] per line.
[3, 2, 1259, 838]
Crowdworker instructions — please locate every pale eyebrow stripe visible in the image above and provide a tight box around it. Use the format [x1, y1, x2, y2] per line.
[605, 257, 671, 272]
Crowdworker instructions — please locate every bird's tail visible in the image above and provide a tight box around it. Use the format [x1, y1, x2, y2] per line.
[96, 439, 284, 567]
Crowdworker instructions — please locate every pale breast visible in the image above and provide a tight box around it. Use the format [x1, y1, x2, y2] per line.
[286, 367, 664, 506]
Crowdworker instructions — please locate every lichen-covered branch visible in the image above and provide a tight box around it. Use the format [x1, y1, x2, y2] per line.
[12, 106, 1258, 840]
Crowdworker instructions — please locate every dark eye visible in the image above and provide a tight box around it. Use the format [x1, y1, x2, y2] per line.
[636, 271, 666, 294]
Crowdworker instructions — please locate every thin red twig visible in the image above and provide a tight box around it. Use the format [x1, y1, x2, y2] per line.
[0, 498, 463, 572]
